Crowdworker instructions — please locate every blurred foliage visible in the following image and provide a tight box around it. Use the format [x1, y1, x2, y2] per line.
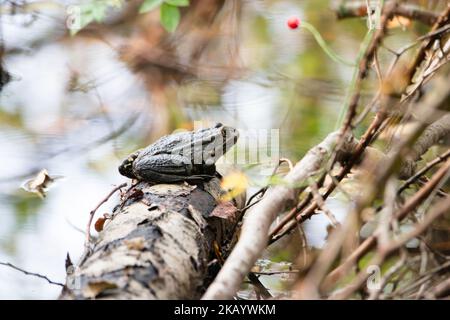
[72, 0, 190, 34]
[0, 109, 23, 128]
[70, 0, 124, 35]
[3, 0, 448, 298]
[0, 192, 43, 254]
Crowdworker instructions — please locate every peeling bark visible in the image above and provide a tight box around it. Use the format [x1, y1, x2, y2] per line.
[60, 177, 244, 299]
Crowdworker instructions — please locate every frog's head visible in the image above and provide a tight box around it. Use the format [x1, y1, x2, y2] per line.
[202, 123, 239, 165]
[219, 124, 239, 150]
[118, 151, 140, 179]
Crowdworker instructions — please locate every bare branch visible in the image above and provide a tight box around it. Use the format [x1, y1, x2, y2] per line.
[336, 2, 439, 26]
[398, 149, 450, 194]
[203, 131, 351, 299]
[79, 183, 127, 266]
[324, 159, 450, 290]
[0, 261, 64, 287]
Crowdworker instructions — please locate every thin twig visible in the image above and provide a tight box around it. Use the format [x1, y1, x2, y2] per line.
[398, 149, 450, 194]
[202, 132, 344, 299]
[309, 181, 340, 228]
[252, 270, 299, 275]
[247, 272, 272, 299]
[340, 1, 397, 133]
[324, 159, 450, 289]
[84, 183, 127, 250]
[270, 112, 387, 244]
[424, 277, 450, 299]
[330, 194, 450, 299]
[368, 249, 407, 300]
[404, 5, 450, 85]
[0, 261, 64, 287]
[242, 158, 294, 212]
[336, 2, 439, 26]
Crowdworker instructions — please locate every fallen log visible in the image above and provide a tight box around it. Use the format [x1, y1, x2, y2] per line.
[60, 177, 244, 299]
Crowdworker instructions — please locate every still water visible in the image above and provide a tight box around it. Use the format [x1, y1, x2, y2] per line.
[0, 0, 364, 298]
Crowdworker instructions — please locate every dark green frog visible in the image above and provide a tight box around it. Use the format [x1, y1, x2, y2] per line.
[118, 123, 239, 183]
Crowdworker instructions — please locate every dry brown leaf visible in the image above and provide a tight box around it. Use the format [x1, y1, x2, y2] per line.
[94, 217, 107, 232]
[210, 201, 238, 220]
[21, 169, 63, 198]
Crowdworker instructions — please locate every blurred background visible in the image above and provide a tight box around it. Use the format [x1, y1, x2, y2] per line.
[0, 0, 441, 298]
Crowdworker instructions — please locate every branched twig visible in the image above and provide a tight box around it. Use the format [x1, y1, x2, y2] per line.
[404, 5, 450, 85]
[399, 114, 450, 179]
[391, 260, 450, 297]
[309, 181, 340, 228]
[269, 113, 384, 244]
[0, 261, 64, 287]
[329, 194, 450, 299]
[202, 132, 349, 299]
[242, 158, 294, 213]
[81, 183, 127, 263]
[336, 2, 439, 26]
[247, 272, 272, 299]
[424, 277, 450, 299]
[368, 250, 407, 300]
[398, 149, 450, 194]
[252, 270, 298, 275]
[324, 159, 450, 290]
[339, 1, 397, 133]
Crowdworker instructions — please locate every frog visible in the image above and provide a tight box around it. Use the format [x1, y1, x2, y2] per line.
[118, 123, 239, 183]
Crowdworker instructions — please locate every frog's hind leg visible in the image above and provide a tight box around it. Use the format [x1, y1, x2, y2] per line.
[139, 171, 214, 184]
[141, 171, 208, 183]
[133, 154, 213, 183]
[183, 173, 216, 184]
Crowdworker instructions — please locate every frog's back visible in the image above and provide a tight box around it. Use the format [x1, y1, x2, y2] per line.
[139, 131, 193, 157]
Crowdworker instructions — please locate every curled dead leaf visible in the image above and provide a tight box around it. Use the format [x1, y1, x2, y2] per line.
[94, 217, 107, 232]
[21, 169, 64, 198]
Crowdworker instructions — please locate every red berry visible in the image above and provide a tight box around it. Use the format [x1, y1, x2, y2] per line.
[287, 17, 300, 29]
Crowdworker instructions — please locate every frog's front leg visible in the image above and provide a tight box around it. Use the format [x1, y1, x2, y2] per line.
[132, 154, 213, 183]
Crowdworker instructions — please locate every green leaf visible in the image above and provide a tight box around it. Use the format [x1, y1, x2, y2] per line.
[160, 3, 180, 32]
[139, 0, 164, 13]
[165, 0, 189, 7]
